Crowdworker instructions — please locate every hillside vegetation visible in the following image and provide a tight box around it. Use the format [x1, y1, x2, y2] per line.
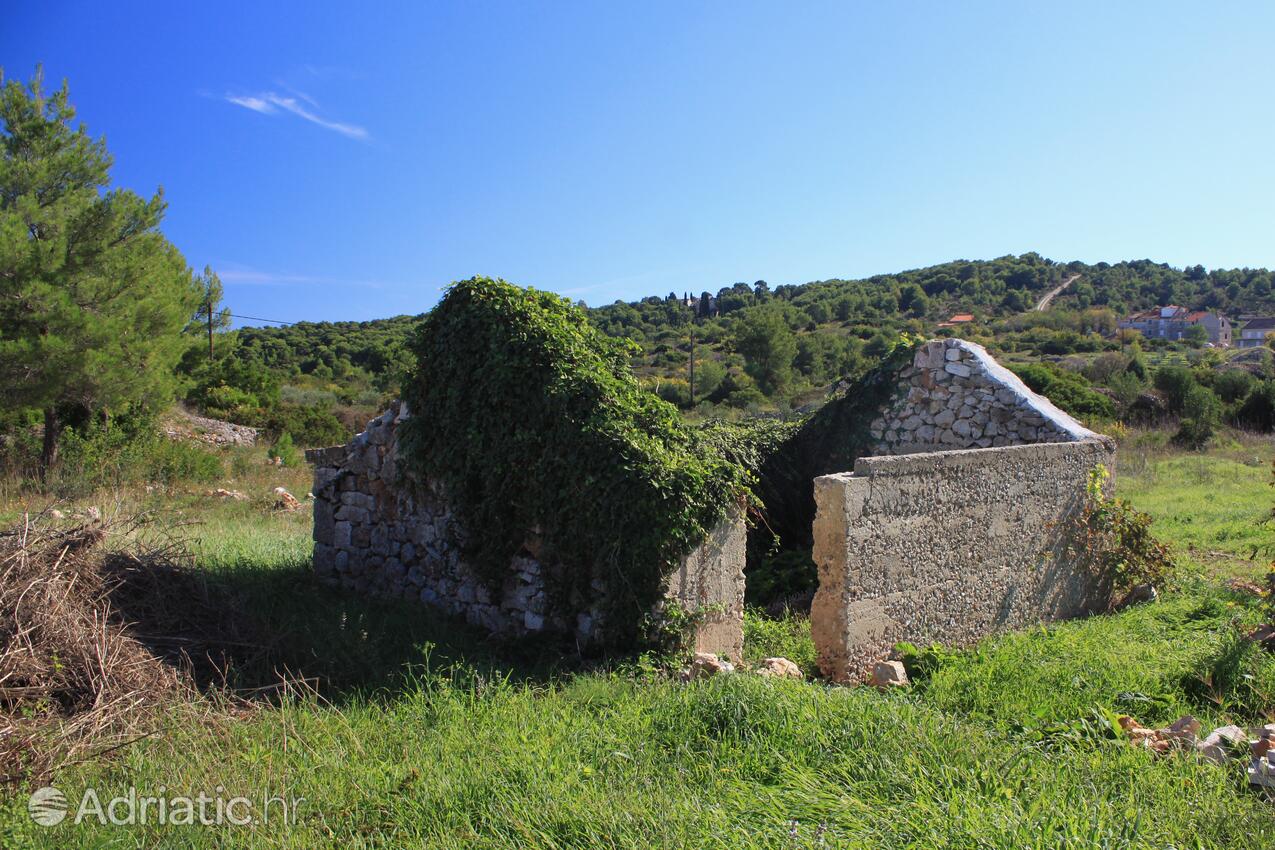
[204, 254, 1275, 431]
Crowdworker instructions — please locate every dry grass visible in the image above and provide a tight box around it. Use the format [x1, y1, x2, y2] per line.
[0, 509, 295, 786]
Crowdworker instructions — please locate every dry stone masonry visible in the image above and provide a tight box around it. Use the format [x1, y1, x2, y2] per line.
[812, 338, 1115, 682]
[869, 339, 1097, 454]
[309, 337, 1113, 673]
[308, 401, 746, 657]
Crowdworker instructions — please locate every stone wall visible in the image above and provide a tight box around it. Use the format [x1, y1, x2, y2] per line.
[868, 339, 1098, 454]
[810, 439, 1115, 683]
[308, 401, 746, 657]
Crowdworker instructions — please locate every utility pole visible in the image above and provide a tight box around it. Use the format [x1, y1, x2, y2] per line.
[688, 325, 695, 405]
[207, 299, 214, 363]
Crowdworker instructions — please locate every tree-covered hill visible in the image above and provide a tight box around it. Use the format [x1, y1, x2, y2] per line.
[221, 254, 1275, 419]
[234, 314, 423, 388]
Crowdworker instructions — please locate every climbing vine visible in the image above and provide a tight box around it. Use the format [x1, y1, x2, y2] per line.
[397, 277, 748, 647]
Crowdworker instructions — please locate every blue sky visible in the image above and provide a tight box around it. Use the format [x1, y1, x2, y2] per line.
[6, 2, 1275, 325]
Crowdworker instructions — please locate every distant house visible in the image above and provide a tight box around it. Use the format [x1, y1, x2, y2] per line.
[937, 313, 975, 329]
[1118, 306, 1232, 346]
[1237, 316, 1275, 349]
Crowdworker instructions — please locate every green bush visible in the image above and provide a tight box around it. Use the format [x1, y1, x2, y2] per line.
[1176, 383, 1222, 448]
[1212, 369, 1254, 404]
[47, 420, 222, 496]
[1153, 365, 1197, 414]
[398, 277, 748, 648]
[1069, 465, 1175, 604]
[268, 432, 302, 468]
[186, 356, 281, 421]
[1236, 380, 1275, 432]
[253, 403, 349, 447]
[1009, 363, 1116, 421]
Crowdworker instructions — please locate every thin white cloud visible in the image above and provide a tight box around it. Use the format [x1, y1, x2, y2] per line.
[223, 90, 368, 140]
[218, 266, 383, 289]
[225, 95, 275, 114]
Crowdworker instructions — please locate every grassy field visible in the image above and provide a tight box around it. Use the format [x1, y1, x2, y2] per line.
[0, 437, 1272, 847]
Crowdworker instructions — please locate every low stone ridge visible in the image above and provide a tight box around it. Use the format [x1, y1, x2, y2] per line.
[162, 409, 258, 448]
[308, 401, 746, 657]
[869, 339, 1098, 454]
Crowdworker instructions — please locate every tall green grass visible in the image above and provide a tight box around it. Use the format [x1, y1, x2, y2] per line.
[0, 439, 1272, 848]
[3, 671, 1271, 848]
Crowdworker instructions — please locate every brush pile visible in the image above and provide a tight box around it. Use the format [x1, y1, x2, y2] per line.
[0, 512, 252, 784]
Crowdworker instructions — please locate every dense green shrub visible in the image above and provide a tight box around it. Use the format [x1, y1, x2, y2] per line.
[1236, 380, 1275, 432]
[397, 277, 748, 647]
[1211, 369, 1254, 404]
[1175, 383, 1222, 448]
[268, 432, 301, 468]
[1153, 366, 1197, 414]
[253, 403, 349, 447]
[45, 421, 222, 496]
[1009, 363, 1116, 421]
[185, 356, 280, 420]
[1070, 465, 1174, 605]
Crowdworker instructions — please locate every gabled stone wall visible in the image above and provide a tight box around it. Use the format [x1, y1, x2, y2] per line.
[812, 339, 1115, 682]
[308, 401, 746, 658]
[869, 339, 1097, 454]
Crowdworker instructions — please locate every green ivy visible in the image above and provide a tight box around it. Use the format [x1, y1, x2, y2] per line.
[397, 277, 749, 647]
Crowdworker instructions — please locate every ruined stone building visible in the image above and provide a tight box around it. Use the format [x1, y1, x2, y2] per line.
[309, 338, 1114, 682]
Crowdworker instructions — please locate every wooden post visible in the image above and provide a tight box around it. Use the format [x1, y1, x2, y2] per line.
[688, 326, 695, 405]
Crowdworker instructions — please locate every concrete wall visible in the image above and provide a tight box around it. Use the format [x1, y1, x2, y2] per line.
[811, 439, 1115, 683]
[309, 402, 746, 656]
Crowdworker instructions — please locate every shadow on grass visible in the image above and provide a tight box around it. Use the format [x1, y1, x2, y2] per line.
[107, 554, 580, 706]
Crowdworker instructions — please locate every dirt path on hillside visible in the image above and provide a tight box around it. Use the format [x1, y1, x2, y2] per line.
[1035, 274, 1080, 311]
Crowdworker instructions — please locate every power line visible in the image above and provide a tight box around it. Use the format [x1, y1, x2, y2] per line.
[229, 313, 294, 326]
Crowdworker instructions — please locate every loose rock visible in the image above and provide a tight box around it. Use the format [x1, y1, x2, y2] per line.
[1116, 583, 1158, 609]
[162, 409, 258, 447]
[1196, 725, 1248, 765]
[690, 652, 735, 680]
[273, 487, 302, 511]
[755, 657, 802, 680]
[1246, 624, 1275, 652]
[869, 660, 909, 689]
[1249, 752, 1275, 788]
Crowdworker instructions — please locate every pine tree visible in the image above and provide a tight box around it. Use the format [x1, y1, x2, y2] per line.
[191, 266, 232, 363]
[0, 68, 201, 474]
